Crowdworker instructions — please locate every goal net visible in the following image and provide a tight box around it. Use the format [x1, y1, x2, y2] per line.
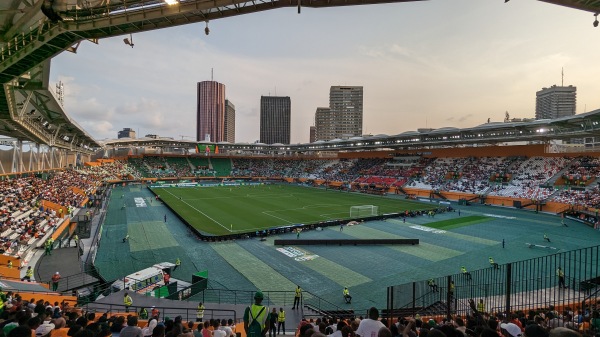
[350, 205, 378, 218]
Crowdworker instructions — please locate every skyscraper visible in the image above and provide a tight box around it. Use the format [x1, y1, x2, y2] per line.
[315, 86, 363, 141]
[260, 96, 291, 144]
[224, 99, 236, 143]
[196, 81, 225, 142]
[535, 85, 576, 120]
[309, 126, 316, 143]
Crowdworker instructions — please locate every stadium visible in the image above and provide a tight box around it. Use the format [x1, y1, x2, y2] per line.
[1, 1, 600, 337]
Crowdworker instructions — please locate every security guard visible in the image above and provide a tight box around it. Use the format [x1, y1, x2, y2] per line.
[21, 266, 34, 282]
[477, 299, 485, 313]
[489, 257, 499, 269]
[124, 292, 133, 312]
[277, 307, 285, 335]
[174, 258, 181, 271]
[293, 285, 301, 310]
[461, 266, 472, 281]
[427, 279, 438, 292]
[196, 302, 205, 322]
[139, 307, 148, 319]
[557, 267, 566, 288]
[343, 287, 352, 304]
[244, 291, 270, 337]
[7, 260, 12, 269]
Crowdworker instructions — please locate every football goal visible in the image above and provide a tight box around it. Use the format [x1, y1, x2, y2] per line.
[350, 205, 379, 218]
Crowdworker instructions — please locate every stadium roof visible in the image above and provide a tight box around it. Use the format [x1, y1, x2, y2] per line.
[101, 109, 600, 153]
[0, 0, 599, 153]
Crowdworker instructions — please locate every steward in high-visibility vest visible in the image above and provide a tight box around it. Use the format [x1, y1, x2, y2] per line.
[124, 292, 133, 312]
[343, 287, 352, 304]
[292, 286, 301, 310]
[477, 299, 485, 313]
[277, 308, 286, 335]
[196, 303, 205, 322]
[244, 291, 269, 337]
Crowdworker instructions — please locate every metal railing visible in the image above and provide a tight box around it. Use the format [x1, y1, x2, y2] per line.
[81, 302, 237, 323]
[388, 245, 600, 317]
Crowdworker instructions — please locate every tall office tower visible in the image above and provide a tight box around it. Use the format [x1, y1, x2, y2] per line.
[314, 86, 363, 141]
[260, 96, 291, 144]
[535, 85, 576, 120]
[224, 99, 236, 143]
[309, 126, 316, 143]
[197, 81, 226, 142]
[315, 107, 332, 141]
[117, 128, 136, 139]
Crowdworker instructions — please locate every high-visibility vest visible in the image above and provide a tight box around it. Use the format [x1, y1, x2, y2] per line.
[248, 304, 268, 329]
[489, 258, 494, 265]
[343, 289, 349, 296]
[450, 283, 455, 293]
[8, 261, 12, 268]
[295, 288, 301, 297]
[428, 279, 435, 286]
[25, 268, 33, 277]
[197, 305, 205, 318]
[278, 311, 285, 322]
[124, 295, 133, 306]
[557, 269, 564, 277]
[477, 302, 485, 312]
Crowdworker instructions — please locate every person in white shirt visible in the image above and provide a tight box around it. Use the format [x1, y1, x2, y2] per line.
[219, 319, 233, 337]
[356, 308, 385, 337]
[213, 320, 227, 337]
[328, 321, 347, 337]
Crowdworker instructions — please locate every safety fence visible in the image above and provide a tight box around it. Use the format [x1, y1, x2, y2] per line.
[386, 244, 600, 318]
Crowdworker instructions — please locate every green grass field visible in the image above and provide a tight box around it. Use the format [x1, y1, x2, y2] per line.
[151, 184, 431, 236]
[426, 215, 492, 230]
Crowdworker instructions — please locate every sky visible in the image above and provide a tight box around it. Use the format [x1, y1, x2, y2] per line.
[49, 0, 600, 144]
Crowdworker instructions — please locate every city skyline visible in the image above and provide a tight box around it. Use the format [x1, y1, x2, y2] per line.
[48, 0, 600, 144]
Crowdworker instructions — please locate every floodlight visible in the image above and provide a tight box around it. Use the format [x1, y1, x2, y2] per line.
[205, 21, 210, 35]
[164, 0, 178, 4]
[594, 14, 599, 27]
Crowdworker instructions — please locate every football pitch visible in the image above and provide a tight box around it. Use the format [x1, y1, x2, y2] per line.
[151, 184, 431, 235]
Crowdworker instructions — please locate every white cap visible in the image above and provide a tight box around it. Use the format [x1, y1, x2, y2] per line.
[55, 272, 59, 274]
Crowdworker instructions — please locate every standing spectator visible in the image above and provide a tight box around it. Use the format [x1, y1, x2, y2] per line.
[356, 307, 385, 337]
[120, 316, 143, 337]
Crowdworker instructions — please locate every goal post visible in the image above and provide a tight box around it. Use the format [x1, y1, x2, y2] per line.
[349, 205, 378, 218]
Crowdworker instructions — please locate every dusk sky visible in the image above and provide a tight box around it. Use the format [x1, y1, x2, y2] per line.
[49, 0, 600, 144]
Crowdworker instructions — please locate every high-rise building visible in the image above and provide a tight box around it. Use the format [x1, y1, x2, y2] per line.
[224, 99, 236, 143]
[260, 96, 291, 144]
[117, 128, 136, 139]
[315, 107, 332, 141]
[535, 85, 576, 120]
[315, 86, 363, 141]
[197, 81, 226, 142]
[309, 126, 316, 143]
